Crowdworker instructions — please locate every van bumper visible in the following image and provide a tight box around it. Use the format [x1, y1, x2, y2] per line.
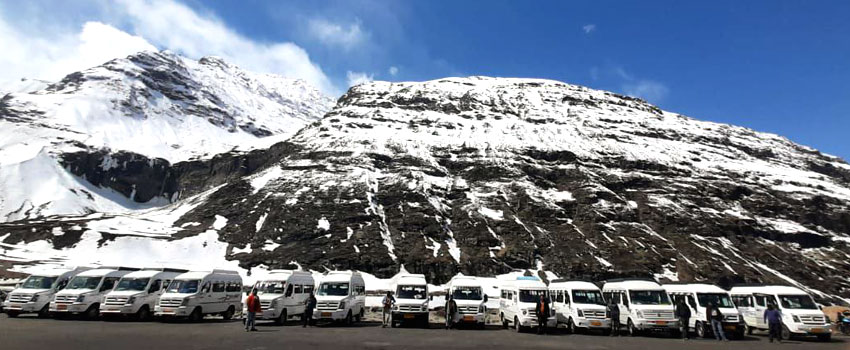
[519, 315, 558, 328]
[99, 304, 137, 315]
[155, 305, 192, 317]
[575, 317, 611, 329]
[316, 309, 347, 320]
[789, 324, 833, 335]
[49, 302, 89, 314]
[634, 319, 679, 330]
[258, 309, 281, 320]
[3, 301, 43, 313]
[454, 313, 485, 324]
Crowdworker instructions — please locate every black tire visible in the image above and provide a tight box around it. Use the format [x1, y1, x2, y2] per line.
[346, 310, 353, 326]
[6, 310, 20, 318]
[222, 306, 235, 320]
[501, 314, 508, 329]
[628, 319, 639, 337]
[85, 304, 100, 320]
[37, 305, 51, 318]
[696, 321, 707, 338]
[136, 306, 151, 321]
[746, 324, 753, 335]
[817, 334, 831, 342]
[275, 309, 287, 326]
[781, 324, 791, 340]
[391, 315, 397, 328]
[188, 307, 202, 322]
[567, 318, 576, 334]
[358, 308, 365, 322]
[514, 317, 523, 333]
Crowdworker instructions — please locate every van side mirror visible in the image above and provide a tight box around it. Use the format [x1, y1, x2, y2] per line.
[483, 295, 488, 303]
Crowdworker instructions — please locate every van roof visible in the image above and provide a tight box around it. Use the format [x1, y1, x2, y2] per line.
[730, 285, 808, 295]
[549, 280, 600, 291]
[396, 274, 427, 285]
[265, 270, 313, 281]
[603, 280, 664, 291]
[323, 271, 362, 283]
[76, 268, 134, 278]
[27, 267, 91, 277]
[448, 276, 481, 287]
[122, 270, 183, 279]
[503, 276, 547, 289]
[174, 270, 241, 281]
[662, 283, 727, 294]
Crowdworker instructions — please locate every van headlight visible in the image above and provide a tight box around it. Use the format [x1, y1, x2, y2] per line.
[792, 315, 801, 323]
[338, 301, 346, 310]
[478, 305, 485, 313]
[30, 295, 40, 302]
[577, 309, 584, 317]
[126, 296, 136, 305]
[636, 310, 644, 318]
[181, 297, 194, 306]
[423, 304, 429, 312]
[75, 295, 85, 303]
[270, 299, 278, 308]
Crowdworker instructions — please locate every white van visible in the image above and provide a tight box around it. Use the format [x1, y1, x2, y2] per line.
[730, 285, 832, 341]
[391, 273, 429, 328]
[3, 267, 91, 318]
[663, 283, 745, 339]
[445, 275, 488, 329]
[499, 276, 556, 332]
[154, 269, 243, 321]
[50, 267, 138, 318]
[99, 268, 187, 320]
[601, 279, 678, 336]
[314, 271, 366, 324]
[247, 270, 315, 325]
[549, 280, 610, 334]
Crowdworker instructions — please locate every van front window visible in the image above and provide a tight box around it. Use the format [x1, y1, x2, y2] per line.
[519, 289, 547, 303]
[451, 286, 482, 300]
[628, 290, 671, 305]
[21, 276, 57, 289]
[318, 282, 349, 296]
[697, 293, 734, 308]
[115, 278, 150, 291]
[778, 295, 818, 310]
[167, 280, 200, 294]
[67, 276, 102, 290]
[398, 285, 427, 299]
[256, 281, 285, 295]
[572, 290, 606, 305]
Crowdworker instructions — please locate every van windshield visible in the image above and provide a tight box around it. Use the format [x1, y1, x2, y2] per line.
[21, 276, 57, 289]
[628, 290, 671, 305]
[779, 295, 818, 310]
[572, 290, 606, 305]
[67, 276, 102, 290]
[115, 278, 150, 291]
[519, 289, 547, 303]
[697, 293, 735, 308]
[318, 282, 349, 296]
[167, 280, 200, 294]
[452, 286, 482, 300]
[398, 285, 427, 299]
[256, 281, 285, 295]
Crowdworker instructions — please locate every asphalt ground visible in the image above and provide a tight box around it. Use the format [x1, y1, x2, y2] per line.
[1, 312, 848, 350]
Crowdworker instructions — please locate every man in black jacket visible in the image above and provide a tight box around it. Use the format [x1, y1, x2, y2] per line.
[675, 298, 692, 340]
[535, 294, 551, 335]
[303, 292, 317, 327]
[608, 299, 620, 336]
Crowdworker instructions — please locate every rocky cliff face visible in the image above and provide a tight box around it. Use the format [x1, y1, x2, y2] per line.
[2, 77, 849, 302]
[0, 51, 332, 222]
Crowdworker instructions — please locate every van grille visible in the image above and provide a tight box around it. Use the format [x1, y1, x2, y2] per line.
[8, 293, 32, 303]
[399, 305, 425, 312]
[582, 310, 607, 318]
[643, 310, 674, 319]
[458, 306, 479, 314]
[158, 298, 183, 307]
[260, 301, 272, 310]
[104, 297, 129, 306]
[54, 295, 75, 303]
[724, 314, 740, 323]
[801, 315, 826, 325]
[317, 301, 339, 310]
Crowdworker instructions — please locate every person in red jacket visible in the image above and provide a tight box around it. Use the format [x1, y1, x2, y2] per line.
[245, 290, 261, 332]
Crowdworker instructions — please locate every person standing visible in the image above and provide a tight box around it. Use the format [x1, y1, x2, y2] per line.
[608, 298, 620, 336]
[303, 292, 316, 328]
[675, 298, 692, 340]
[445, 295, 456, 330]
[245, 290, 261, 332]
[535, 294, 551, 335]
[764, 304, 783, 343]
[382, 291, 395, 328]
[706, 302, 728, 341]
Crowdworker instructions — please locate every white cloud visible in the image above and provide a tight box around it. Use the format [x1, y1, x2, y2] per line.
[0, 0, 337, 95]
[388, 66, 399, 76]
[346, 71, 373, 87]
[307, 17, 366, 51]
[0, 19, 156, 83]
[623, 80, 670, 102]
[582, 24, 596, 34]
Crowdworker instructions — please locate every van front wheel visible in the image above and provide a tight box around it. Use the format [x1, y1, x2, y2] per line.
[567, 318, 576, 334]
[188, 307, 202, 322]
[781, 325, 791, 340]
[37, 305, 51, 318]
[514, 317, 523, 333]
[346, 310, 353, 326]
[696, 321, 707, 338]
[84, 304, 100, 320]
[222, 306, 235, 320]
[275, 310, 287, 326]
[628, 319, 639, 337]
[136, 306, 151, 321]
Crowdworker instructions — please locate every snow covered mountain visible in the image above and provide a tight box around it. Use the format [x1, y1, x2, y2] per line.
[2, 77, 849, 302]
[0, 51, 333, 222]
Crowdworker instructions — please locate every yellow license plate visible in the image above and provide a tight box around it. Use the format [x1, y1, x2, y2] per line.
[404, 314, 415, 319]
[463, 315, 474, 321]
[811, 328, 824, 333]
[8, 303, 22, 309]
[162, 308, 173, 313]
[725, 325, 737, 331]
[655, 321, 667, 325]
[321, 312, 332, 317]
[591, 321, 602, 326]
[56, 304, 67, 310]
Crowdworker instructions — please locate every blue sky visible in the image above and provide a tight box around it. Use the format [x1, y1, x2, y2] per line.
[1, 0, 848, 159]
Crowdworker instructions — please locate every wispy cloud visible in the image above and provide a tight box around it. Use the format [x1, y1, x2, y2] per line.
[346, 71, 373, 87]
[307, 17, 366, 51]
[582, 24, 596, 34]
[591, 65, 669, 103]
[0, 0, 337, 94]
[622, 80, 669, 102]
[388, 66, 399, 76]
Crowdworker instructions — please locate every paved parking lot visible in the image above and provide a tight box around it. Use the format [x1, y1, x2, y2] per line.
[0, 313, 847, 350]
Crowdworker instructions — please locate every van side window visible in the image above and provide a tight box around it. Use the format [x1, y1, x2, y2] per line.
[621, 293, 629, 307]
[304, 285, 314, 294]
[285, 284, 294, 297]
[733, 295, 753, 307]
[687, 295, 697, 309]
[226, 282, 241, 293]
[162, 280, 171, 291]
[556, 291, 564, 303]
[212, 282, 225, 293]
[149, 280, 162, 293]
[201, 282, 211, 293]
[101, 277, 120, 292]
[754, 295, 766, 306]
[294, 284, 303, 294]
